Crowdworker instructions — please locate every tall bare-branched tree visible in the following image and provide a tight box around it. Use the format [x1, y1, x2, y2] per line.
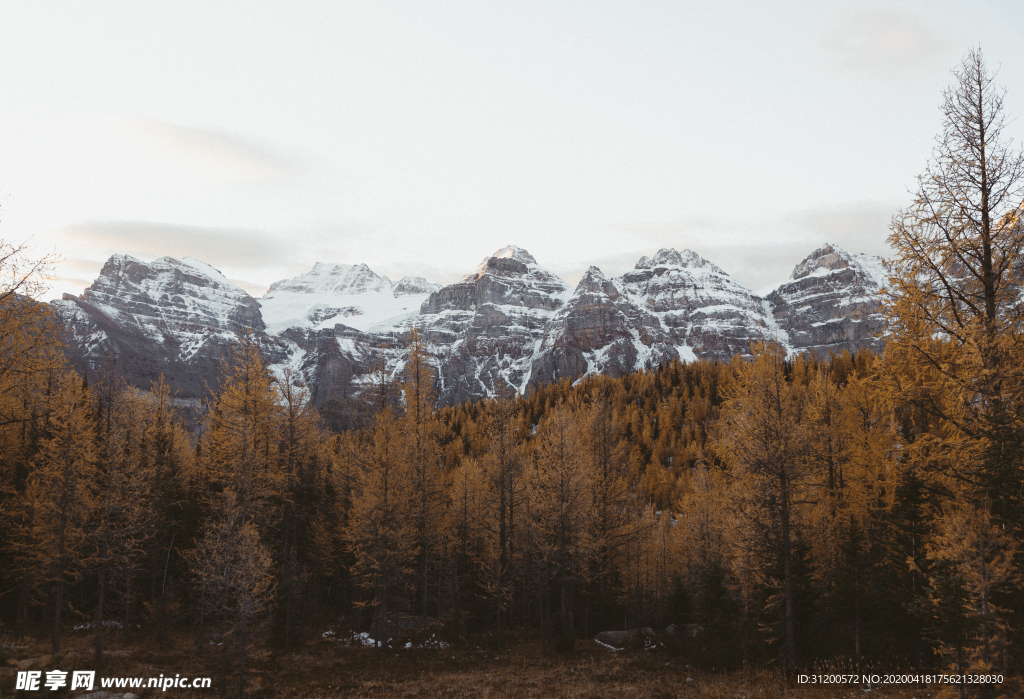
[0, 238, 61, 428]
[888, 48, 1024, 343]
[189, 492, 275, 699]
[344, 406, 416, 647]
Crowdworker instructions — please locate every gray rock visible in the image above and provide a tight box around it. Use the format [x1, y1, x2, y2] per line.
[767, 243, 887, 356]
[52, 255, 286, 408]
[595, 627, 656, 650]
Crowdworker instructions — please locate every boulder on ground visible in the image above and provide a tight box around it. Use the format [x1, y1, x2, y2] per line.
[594, 627, 656, 650]
[665, 623, 702, 640]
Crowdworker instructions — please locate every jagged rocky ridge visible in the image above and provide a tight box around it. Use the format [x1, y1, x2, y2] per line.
[52, 243, 887, 407]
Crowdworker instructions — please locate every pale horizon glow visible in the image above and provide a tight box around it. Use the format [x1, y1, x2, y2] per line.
[1, 1, 1023, 300]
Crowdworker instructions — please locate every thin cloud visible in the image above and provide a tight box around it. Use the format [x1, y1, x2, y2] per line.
[549, 240, 796, 296]
[53, 276, 94, 293]
[823, 7, 954, 76]
[547, 250, 651, 284]
[607, 217, 720, 238]
[54, 205, 895, 304]
[704, 240, 834, 295]
[51, 257, 105, 295]
[138, 118, 295, 181]
[62, 221, 284, 268]
[53, 256, 103, 275]
[57, 220, 453, 297]
[788, 201, 894, 258]
[596, 218, 756, 277]
[296, 222, 467, 286]
[228, 278, 273, 297]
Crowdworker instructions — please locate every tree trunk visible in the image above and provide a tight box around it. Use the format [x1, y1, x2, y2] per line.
[237, 622, 247, 699]
[51, 577, 64, 654]
[284, 584, 293, 652]
[94, 571, 106, 666]
[539, 582, 546, 657]
[854, 564, 861, 670]
[956, 646, 965, 699]
[497, 477, 507, 650]
[781, 473, 796, 671]
[198, 584, 206, 656]
[219, 634, 229, 699]
[159, 530, 177, 652]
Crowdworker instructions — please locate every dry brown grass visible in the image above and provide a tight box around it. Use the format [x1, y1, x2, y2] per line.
[0, 628, 1003, 698]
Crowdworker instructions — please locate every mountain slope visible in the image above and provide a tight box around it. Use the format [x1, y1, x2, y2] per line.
[53, 243, 888, 409]
[259, 262, 439, 334]
[52, 255, 285, 400]
[400, 245, 573, 401]
[766, 243, 887, 355]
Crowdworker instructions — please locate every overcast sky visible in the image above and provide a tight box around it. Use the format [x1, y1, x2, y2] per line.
[2, 1, 1023, 300]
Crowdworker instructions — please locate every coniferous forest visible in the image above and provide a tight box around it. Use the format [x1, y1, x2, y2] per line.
[1, 50, 1023, 698]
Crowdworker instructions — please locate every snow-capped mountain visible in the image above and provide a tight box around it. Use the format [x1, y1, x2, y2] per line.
[52, 254, 284, 399]
[527, 264, 668, 386]
[78, 254, 263, 338]
[259, 262, 440, 334]
[767, 243, 887, 356]
[619, 248, 778, 358]
[52, 243, 887, 409]
[412, 245, 574, 397]
[527, 248, 779, 388]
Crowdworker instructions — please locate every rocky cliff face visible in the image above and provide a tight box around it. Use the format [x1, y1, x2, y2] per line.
[53, 255, 285, 400]
[404, 245, 574, 401]
[618, 248, 778, 358]
[84, 254, 264, 337]
[766, 243, 887, 356]
[53, 243, 888, 409]
[528, 265, 667, 387]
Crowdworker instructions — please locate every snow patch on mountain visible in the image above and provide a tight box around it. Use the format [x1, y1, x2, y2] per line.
[849, 252, 889, 289]
[417, 245, 575, 398]
[178, 256, 234, 287]
[260, 262, 440, 334]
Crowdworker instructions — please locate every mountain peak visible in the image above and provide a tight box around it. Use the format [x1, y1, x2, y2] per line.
[178, 256, 232, 286]
[635, 248, 724, 274]
[55, 241, 891, 409]
[96, 254, 238, 291]
[394, 276, 441, 296]
[788, 243, 888, 289]
[790, 243, 855, 280]
[463, 245, 542, 281]
[76, 253, 263, 341]
[574, 265, 619, 297]
[260, 262, 435, 334]
[266, 262, 386, 296]
[491, 245, 537, 264]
